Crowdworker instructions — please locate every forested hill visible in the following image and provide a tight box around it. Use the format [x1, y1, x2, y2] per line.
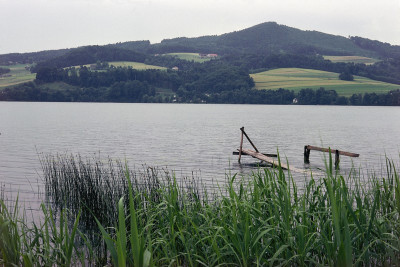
[154, 22, 377, 57]
[3, 22, 400, 65]
[148, 22, 400, 59]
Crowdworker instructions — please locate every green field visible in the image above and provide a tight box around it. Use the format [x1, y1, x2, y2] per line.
[0, 64, 35, 89]
[164, 52, 214, 62]
[323, 55, 380, 65]
[36, 81, 79, 91]
[251, 68, 399, 97]
[74, 61, 167, 70]
[108, 61, 167, 70]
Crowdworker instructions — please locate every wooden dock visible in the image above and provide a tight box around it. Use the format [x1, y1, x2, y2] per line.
[235, 127, 358, 175]
[304, 145, 359, 169]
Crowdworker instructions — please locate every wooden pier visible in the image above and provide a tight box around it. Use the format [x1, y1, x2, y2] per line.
[235, 127, 360, 173]
[304, 145, 359, 169]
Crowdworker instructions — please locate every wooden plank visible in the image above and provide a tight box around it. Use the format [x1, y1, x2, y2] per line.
[241, 149, 288, 170]
[241, 127, 259, 153]
[233, 151, 277, 157]
[241, 149, 323, 175]
[306, 145, 359, 157]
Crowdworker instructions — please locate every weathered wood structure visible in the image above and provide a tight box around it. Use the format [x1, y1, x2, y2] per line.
[304, 145, 359, 169]
[236, 127, 287, 169]
[240, 148, 289, 170]
[235, 127, 360, 173]
[232, 151, 277, 157]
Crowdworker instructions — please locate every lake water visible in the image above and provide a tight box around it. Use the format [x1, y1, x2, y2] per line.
[0, 102, 399, 211]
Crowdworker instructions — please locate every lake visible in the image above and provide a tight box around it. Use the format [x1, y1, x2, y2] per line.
[0, 102, 399, 211]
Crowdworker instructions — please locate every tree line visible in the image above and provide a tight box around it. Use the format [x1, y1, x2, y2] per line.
[2, 79, 399, 106]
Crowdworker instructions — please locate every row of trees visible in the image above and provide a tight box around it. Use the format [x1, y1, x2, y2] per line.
[36, 66, 182, 91]
[0, 81, 158, 102]
[295, 88, 400, 106]
[2, 80, 399, 106]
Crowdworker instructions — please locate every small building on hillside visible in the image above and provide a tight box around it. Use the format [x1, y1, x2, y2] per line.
[172, 66, 179, 71]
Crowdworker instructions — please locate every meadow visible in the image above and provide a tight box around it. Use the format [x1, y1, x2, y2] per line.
[75, 61, 167, 70]
[164, 53, 213, 62]
[323, 56, 380, 65]
[0, 64, 35, 89]
[251, 68, 400, 97]
[108, 61, 167, 70]
[1, 154, 399, 266]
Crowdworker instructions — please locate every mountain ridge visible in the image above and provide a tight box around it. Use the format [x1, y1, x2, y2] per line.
[1, 21, 400, 65]
[158, 22, 376, 57]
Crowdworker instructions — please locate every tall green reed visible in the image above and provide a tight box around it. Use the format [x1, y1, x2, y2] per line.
[27, 153, 400, 265]
[0, 198, 86, 266]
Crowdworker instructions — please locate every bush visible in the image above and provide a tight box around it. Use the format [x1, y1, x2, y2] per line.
[339, 72, 354, 81]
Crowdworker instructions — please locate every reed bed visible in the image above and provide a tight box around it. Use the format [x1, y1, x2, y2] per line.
[1, 153, 400, 266]
[40, 154, 208, 231]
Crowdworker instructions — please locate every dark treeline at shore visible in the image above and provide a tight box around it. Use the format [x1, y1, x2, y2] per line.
[1, 78, 399, 106]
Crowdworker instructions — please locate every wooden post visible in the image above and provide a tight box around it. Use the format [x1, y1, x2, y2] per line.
[335, 150, 340, 169]
[304, 145, 310, 163]
[238, 127, 244, 163]
[241, 127, 259, 153]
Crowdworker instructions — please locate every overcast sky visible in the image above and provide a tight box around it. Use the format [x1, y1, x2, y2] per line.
[1, 0, 400, 54]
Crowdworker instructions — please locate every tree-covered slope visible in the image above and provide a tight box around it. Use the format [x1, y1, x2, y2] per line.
[155, 22, 379, 57]
[0, 48, 70, 65]
[350, 36, 400, 59]
[216, 22, 375, 56]
[31, 46, 147, 72]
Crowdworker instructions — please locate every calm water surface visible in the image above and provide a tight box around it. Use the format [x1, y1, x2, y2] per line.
[1, 102, 399, 210]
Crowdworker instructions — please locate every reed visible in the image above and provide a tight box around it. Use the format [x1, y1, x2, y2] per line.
[1, 153, 399, 266]
[0, 198, 87, 266]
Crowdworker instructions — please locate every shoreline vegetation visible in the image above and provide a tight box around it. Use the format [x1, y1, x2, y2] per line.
[1, 154, 400, 266]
